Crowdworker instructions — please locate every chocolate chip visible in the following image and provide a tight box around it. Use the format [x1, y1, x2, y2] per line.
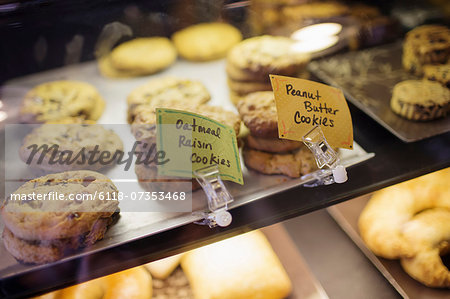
[68, 212, 80, 219]
[44, 179, 55, 186]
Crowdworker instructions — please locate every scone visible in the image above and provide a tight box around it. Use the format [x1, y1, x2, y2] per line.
[108, 37, 177, 75]
[181, 230, 292, 299]
[390, 80, 450, 121]
[423, 64, 450, 88]
[127, 77, 211, 123]
[19, 124, 124, 172]
[20, 80, 105, 123]
[402, 25, 450, 75]
[172, 22, 242, 61]
[1, 171, 119, 264]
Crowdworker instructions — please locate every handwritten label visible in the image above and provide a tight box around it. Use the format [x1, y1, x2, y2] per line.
[156, 108, 243, 184]
[270, 75, 353, 149]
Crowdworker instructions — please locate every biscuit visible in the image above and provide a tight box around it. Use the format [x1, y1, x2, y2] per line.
[135, 163, 200, 192]
[237, 91, 278, 138]
[172, 22, 242, 61]
[20, 80, 105, 123]
[1, 170, 119, 241]
[245, 135, 302, 153]
[402, 25, 450, 75]
[227, 78, 273, 96]
[127, 77, 211, 123]
[243, 146, 316, 178]
[19, 124, 124, 172]
[423, 64, 450, 88]
[109, 37, 177, 75]
[227, 36, 309, 81]
[390, 80, 450, 121]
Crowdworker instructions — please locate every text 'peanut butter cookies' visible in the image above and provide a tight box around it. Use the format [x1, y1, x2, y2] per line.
[390, 80, 450, 121]
[1, 171, 119, 264]
[402, 25, 450, 75]
[105, 37, 177, 77]
[20, 80, 105, 123]
[227, 35, 309, 82]
[127, 77, 211, 123]
[19, 124, 124, 173]
[172, 22, 242, 61]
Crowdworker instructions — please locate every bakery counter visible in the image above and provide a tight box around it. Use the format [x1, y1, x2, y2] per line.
[2, 97, 448, 298]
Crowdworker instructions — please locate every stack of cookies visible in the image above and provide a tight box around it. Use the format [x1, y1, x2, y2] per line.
[237, 91, 316, 178]
[1, 171, 119, 264]
[131, 99, 241, 192]
[226, 35, 309, 105]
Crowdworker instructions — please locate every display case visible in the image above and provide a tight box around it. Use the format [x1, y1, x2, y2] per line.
[0, 0, 449, 298]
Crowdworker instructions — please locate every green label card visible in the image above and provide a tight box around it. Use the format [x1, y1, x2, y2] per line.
[156, 108, 243, 185]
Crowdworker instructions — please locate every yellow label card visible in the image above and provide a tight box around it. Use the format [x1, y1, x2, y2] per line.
[270, 75, 353, 149]
[156, 108, 243, 185]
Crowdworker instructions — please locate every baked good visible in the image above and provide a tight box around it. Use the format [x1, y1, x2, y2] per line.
[424, 64, 450, 88]
[98, 55, 148, 79]
[402, 25, 450, 75]
[34, 266, 152, 299]
[44, 116, 97, 124]
[359, 168, 450, 260]
[243, 146, 316, 177]
[181, 230, 292, 299]
[227, 35, 309, 82]
[172, 22, 242, 61]
[20, 80, 105, 123]
[1, 170, 119, 264]
[227, 78, 273, 96]
[144, 254, 183, 279]
[245, 134, 302, 153]
[237, 91, 278, 138]
[390, 80, 450, 121]
[127, 77, 211, 123]
[109, 37, 177, 75]
[400, 208, 450, 288]
[135, 163, 201, 192]
[19, 124, 123, 172]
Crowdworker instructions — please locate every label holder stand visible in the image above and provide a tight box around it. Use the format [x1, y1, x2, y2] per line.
[193, 164, 233, 228]
[301, 125, 348, 187]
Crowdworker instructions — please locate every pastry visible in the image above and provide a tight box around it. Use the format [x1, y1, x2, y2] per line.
[19, 124, 124, 172]
[172, 22, 242, 61]
[181, 230, 292, 299]
[127, 77, 211, 123]
[358, 168, 450, 287]
[245, 134, 302, 153]
[424, 64, 450, 88]
[33, 266, 152, 299]
[400, 208, 450, 288]
[243, 146, 316, 177]
[227, 35, 309, 82]
[236, 91, 279, 138]
[390, 80, 450, 121]
[402, 25, 450, 75]
[1, 170, 119, 264]
[108, 37, 177, 75]
[20, 80, 105, 123]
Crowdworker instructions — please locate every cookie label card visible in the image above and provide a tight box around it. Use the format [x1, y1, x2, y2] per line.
[156, 108, 243, 185]
[270, 75, 353, 149]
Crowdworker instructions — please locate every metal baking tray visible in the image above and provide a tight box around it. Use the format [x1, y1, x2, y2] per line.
[0, 59, 374, 283]
[309, 41, 450, 142]
[327, 195, 450, 299]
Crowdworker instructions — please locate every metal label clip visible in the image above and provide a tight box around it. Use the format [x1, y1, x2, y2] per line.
[193, 164, 233, 228]
[301, 126, 348, 187]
